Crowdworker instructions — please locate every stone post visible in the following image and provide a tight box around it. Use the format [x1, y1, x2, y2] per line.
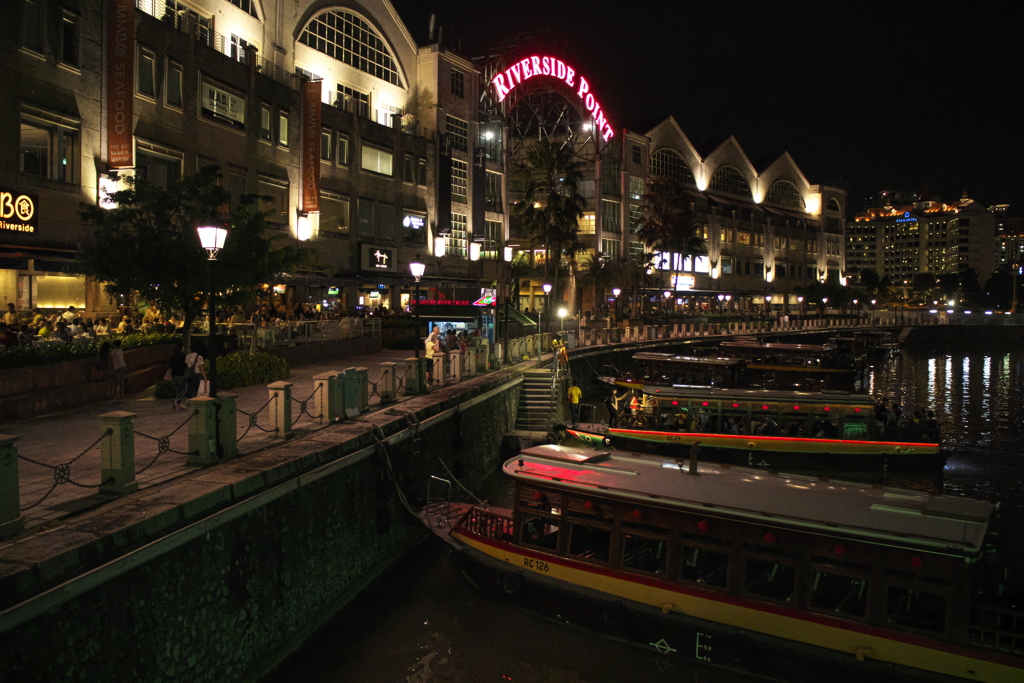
[268, 381, 293, 439]
[0, 435, 25, 540]
[431, 354, 446, 387]
[464, 348, 475, 377]
[340, 368, 360, 416]
[187, 397, 219, 465]
[314, 371, 341, 424]
[403, 357, 422, 394]
[354, 367, 369, 411]
[448, 350, 461, 383]
[379, 362, 397, 402]
[490, 344, 502, 370]
[216, 394, 239, 460]
[100, 411, 138, 495]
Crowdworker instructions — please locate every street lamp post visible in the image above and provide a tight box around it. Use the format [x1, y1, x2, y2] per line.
[612, 287, 621, 324]
[197, 225, 227, 399]
[558, 307, 567, 332]
[663, 290, 671, 326]
[821, 296, 828, 325]
[409, 260, 425, 358]
[542, 283, 552, 332]
[797, 296, 804, 321]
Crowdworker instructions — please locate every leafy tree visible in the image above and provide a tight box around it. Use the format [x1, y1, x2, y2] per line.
[580, 251, 614, 318]
[857, 267, 882, 294]
[73, 166, 308, 347]
[636, 176, 706, 292]
[511, 140, 587, 315]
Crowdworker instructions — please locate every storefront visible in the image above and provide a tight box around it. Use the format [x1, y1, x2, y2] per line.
[416, 288, 498, 341]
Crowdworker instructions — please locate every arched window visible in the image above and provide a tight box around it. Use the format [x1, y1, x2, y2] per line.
[299, 10, 404, 87]
[650, 148, 695, 186]
[709, 166, 752, 198]
[827, 198, 841, 213]
[766, 180, 805, 210]
[226, 0, 260, 19]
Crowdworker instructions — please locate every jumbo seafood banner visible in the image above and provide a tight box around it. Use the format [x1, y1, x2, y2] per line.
[301, 80, 322, 212]
[106, 0, 134, 167]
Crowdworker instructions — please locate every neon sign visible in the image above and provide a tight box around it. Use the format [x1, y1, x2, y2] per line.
[491, 55, 614, 142]
[472, 294, 497, 306]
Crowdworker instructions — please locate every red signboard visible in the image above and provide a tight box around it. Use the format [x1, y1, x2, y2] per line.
[106, 0, 134, 167]
[490, 55, 614, 142]
[301, 81, 322, 212]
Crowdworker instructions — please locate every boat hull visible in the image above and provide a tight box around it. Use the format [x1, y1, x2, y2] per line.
[564, 425, 947, 471]
[447, 525, 1017, 683]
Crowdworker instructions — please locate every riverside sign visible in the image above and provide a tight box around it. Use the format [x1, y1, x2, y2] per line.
[490, 55, 614, 142]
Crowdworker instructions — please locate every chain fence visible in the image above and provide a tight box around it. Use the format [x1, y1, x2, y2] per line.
[17, 429, 113, 512]
[135, 409, 198, 474]
[237, 395, 277, 442]
[290, 385, 323, 427]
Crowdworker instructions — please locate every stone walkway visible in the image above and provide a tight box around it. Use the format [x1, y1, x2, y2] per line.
[3, 349, 419, 529]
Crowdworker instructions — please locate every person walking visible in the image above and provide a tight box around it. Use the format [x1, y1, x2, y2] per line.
[94, 341, 112, 381]
[168, 343, 188, 409]
[110, 339, 127, 398]
[567, 383, 582, 425]
[184, 346, 208, 398]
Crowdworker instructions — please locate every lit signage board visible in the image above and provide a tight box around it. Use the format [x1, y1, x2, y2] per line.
[327, 287, 339, 296]
[672, 275, 695, 291]
[490, 55, 614, 142]
[202, 82, 245, 124]
[360, 244, 397, 273]
[0, 189, 39, 234]
[402, 214, 425, 229]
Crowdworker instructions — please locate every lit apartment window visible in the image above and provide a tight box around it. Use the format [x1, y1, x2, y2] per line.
[135, 143, 183, 190]
[20, 117, 78, 183]
[448, 214, 468, 257]
[320, 193, 349, 234]
[451, 159, 468, 204]
[166, 62, 183, 107]
[138, 48, 156, 98]
[258, 175, 290, 227]
[601, 238, 620, 261]
[446, 115, 469, 153]
[259, 105, 272, 141]
[632, 144, 641, 165]
[321, 128, 332, 162]
[278, 111, 289, 146]
[338, 134, 349, 165]
[451, 68, 465, 98]
[361, 146, 393, 176]
[628, 176, 643, 200]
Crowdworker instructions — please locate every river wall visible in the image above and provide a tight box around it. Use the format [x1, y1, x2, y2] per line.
[0, 369, 521, 683]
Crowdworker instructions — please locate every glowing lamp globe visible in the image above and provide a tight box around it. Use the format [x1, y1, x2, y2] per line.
[197, 225, 227, 259]
[409, 261, 425, 280]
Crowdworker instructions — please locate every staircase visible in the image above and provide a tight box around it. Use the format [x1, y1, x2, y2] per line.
[516, 369, 559, 431]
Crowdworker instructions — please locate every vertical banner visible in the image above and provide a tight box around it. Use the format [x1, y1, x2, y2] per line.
[106, 0, 134, 167]
[301, 81, 322, 212]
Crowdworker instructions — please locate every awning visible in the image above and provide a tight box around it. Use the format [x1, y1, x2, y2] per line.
[504, 306, 538, 326]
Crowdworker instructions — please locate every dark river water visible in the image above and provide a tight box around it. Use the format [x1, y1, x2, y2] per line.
[263, 343, 1024, 683]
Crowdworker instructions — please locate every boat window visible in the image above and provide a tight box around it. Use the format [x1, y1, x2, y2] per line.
[568, 524, 611, 563]
[842, 417, 869, 439]
[744, 559, 796, 601]
[679, 544, 729, 587]
[811, 571, 868, 617]
[886, 587, 947, 633]
[519, 488, 562, 513]
[811, 556, 870, 573]
[622, 534, 668, 575]
[621, 519, 670, 536]
[520, 515, 560, 551]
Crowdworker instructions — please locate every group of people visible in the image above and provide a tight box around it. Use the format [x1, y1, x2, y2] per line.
[0, 303, 182, 348]
[423, 326, 488, 359]
[874, 398, 940, 442]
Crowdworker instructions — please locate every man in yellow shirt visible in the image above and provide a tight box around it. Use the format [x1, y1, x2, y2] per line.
[567, 384, 582, 424]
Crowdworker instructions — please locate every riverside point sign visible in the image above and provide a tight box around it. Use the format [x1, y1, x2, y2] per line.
[490, 55, 614, 142]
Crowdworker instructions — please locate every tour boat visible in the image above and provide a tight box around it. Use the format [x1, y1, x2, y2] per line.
[422, 445, 1023, 682]
[718, 340, 864, 390]
[576, 385, 944, 471]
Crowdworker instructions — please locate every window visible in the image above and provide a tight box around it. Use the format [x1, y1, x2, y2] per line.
[709, 166, 752, 198]
[61, 15, 78, 67]
[622, 534, 667, 575]
[257, 176, 289, 226]
[478, 122, 502, 161]
[22, 0, 43, 53]
[569, 525, 611, 563]
[379, 204, 396, 241]
[260, 105, 272, 141]
[227, 173, 246, 210]
[227, 0, 260, 19]
[485, 172, 503, 212]
[448, 213, 468, 257]
[20, 117, 77, 183]
[334, 84, 369, 115]
[766, 180, 805, 210]
[446, 115, 469, 153]
[886, 587, 946, 633]
[451, 159, 468, 204]
[358, 199, 373, 236]
[744, 559, 796, 601]
[482, 220, 501, 259]
[338, 134, 349, 165]
[721, 256, 733, 275]
[629, 204, 642, 234]
[737, 230, 751, 245]
[451, 68, 465, 98]
[229, 34, 252, 64]
[650, 148, 695, 185]
[278, 111, 289, 145]
[402, 155, 415, 183]
[361, 146, 393, 176]
[299, 9, 404, 87]
[629, 241, 644, 262]
[578, 212, 596, 235]
[166, 62, 183, 107]
[138, 48, 156, 98]
[201, 79, 246, 129]
[628, 176, 643, 201]
[320, 129, 332, 162]
[602, 200, 620, 233]
[601, 238, 620, 261]
[632, 144, 641, 165]
[827, 198, 841, 213]
[679, 543, 729, 587]
[521, 515, 560, 551]
[136, 144, 182, 190]
[418, 158, 427, 185]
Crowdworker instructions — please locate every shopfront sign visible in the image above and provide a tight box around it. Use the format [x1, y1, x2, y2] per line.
[301, 80, 321, 212]
[490, 55, 614, 142]
[672, 274, 696, 291]
[0, 189, 38, 234]
[402, 214, 425, 229]
[106, 0, 134, 167]
[360, 244, 397, 273]
[202, 82, 246, 124]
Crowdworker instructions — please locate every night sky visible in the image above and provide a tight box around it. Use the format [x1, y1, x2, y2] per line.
[391, 0, 1022, 215]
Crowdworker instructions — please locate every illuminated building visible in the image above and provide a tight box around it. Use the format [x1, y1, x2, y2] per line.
[848, 191, 996, 286]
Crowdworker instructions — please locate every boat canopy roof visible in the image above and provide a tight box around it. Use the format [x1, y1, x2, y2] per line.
[720, 341, 838, 353]
[506, 445, 995, 556]
[634, 352, 745, 367]
[644, 385, 874, 405]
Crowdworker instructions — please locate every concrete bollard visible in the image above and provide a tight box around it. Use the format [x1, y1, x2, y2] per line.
[403, 357, 423, 394]
[268, 381, 293, 438]
[463, 348, 475, 377]
[0, 435, 25, 539]
[216, 394, 239, 460]
[100, 411, 139, 494]
[431, 354, 446, 387]
[379, 362, 397, 402]
[314, 371, 342, 424]
[354, 367, 370, 411]
[340, 368, 360, 416]
[188, 398, 219, 465]
[448, 350, 462, 383]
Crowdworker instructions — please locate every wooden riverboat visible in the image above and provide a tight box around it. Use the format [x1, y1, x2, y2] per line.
[718, 340, 864, 390]
[422, 445, 1023, 682]
[601, 353, 748, 391]
[576, 385, 944, 471]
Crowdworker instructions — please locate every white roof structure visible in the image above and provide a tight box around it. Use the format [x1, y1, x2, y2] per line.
[507, 445, 996, 556]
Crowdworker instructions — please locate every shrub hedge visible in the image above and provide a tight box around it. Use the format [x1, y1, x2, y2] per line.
[153, 351, 290, 398]
[0, 333, 181, 370]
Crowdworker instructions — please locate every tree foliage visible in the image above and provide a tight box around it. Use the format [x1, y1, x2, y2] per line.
[73, 166, 309, 343]
[636, 176, 705, 290]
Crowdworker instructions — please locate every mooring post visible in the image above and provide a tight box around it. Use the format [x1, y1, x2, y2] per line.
[268, 381, 293, 439]
[313, 371, 339, 424]
[402, 358, 421, 394]
[354, 367, 369, 411]
[379, 362, 397, 402]
[187, 397, 219, 465]
[100, 411, 139, 494]
[448, 350, 461, 383]
[0, 435, 25, 540]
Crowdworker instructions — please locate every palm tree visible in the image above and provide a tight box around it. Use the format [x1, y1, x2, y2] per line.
[581, 251, 613, 319]
[636, 176, 706, 295]
[511, 140, 587, 318]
